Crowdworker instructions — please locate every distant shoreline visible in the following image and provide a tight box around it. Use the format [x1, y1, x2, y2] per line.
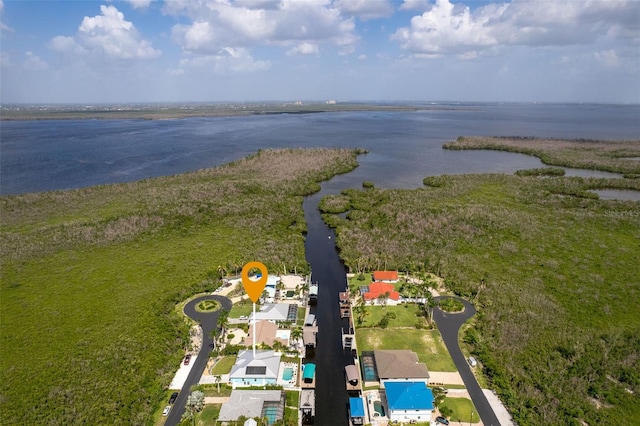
[0, 103, 463, 121]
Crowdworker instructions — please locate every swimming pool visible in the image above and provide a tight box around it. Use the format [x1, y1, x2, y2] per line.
[282, 367, 294, 381]
[373, 400, 385, 417]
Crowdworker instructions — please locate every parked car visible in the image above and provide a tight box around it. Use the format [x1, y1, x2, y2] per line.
[435, 416, 449, 425]
[184, 354, 191, 365]
[239, 315, 248, 320]
[468, 356, 477, 367]
[168, 392, 178, 404]
[162, 405, 171, 416]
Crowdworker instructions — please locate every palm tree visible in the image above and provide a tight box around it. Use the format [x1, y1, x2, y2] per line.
[215, 374, 222, 393]
[291, 326, 303, 345]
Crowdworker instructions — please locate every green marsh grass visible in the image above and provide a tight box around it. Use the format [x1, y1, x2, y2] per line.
[0, 148, 360, 425]
[325, 157, 640, 424]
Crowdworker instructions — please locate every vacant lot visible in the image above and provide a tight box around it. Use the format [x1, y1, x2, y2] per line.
[357, 328, 456, 372]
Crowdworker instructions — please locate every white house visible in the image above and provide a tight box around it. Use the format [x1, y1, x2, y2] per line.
[229, 350, 281, 388]
[249, 303, 297, 323]
[385, 381, 434, 424]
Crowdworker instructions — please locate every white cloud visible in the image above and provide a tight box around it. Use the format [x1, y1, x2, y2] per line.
[23, 52, 49, 71]
[334, 0, 394, 20]
[287, 42, 319, 56]
[400, 0, 431, 12]
[167, 0, 358, 55]
[1, 0, 13, 32]
[125, 0, 153, 10]
[49, 5, 160, 60]
[393, 0, 640, 57]
[176, 47, 270, 75]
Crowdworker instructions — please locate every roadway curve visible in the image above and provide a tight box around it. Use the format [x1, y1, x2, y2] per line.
[433, 296, 501, 426]
[165, 295, 232, 426]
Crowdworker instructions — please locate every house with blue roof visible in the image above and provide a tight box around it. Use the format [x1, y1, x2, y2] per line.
[384, 381, 434, 424]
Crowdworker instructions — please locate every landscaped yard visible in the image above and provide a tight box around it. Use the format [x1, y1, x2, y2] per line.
[347, 273, 372, 292]
[211, 356, 237, 375]
[229, 300, 253, 318]
[357, 328, 456, 371]
[440, 397, 478, 423]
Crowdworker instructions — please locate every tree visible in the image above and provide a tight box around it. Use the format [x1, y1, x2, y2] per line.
[182, 390, 205, 425]
[215, 374, 222, 393]
[291, 326, 303, 344]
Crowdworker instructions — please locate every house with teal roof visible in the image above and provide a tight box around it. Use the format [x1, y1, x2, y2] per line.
[385, 381, 434, 423]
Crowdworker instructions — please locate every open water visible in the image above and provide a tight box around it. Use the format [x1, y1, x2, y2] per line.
[2, 103, 639, 195]
[2, 103, 639, 425]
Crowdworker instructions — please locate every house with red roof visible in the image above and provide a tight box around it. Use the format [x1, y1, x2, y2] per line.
[362, 282, 401, 305]
[373, 270, 399, 282]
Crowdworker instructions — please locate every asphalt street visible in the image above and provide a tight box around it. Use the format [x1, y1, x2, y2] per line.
[433, 296, 502, 426]
[165, 295, 232, 426]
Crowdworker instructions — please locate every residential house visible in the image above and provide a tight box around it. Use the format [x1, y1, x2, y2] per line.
[218, 390, 285, 425]
[243, 320, 289, 348]
[249, 303, 298, 323]
[362, 282, 401, 305]
[373, 271, 399, 282]
[229, 350, 281, 388]
[373, 350, 430, 387]
[385, 381, 434, 424]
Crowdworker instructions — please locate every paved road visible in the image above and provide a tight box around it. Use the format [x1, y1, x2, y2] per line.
[165, 295, 232, 426]
[433, 296, 501, 426]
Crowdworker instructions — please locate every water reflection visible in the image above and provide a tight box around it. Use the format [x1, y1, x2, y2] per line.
[592, 189, 640, 201]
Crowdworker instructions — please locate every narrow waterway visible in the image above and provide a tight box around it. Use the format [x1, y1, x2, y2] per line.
[303, 188, 353, 426]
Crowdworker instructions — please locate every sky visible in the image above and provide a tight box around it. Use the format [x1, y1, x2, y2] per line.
[0, 0, 639, 104]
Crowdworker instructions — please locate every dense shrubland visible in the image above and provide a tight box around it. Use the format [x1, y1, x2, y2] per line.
[0, 148, 360, 425]
[321, 172, 640, 424]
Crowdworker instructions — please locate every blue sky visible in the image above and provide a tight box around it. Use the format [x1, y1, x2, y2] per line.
[1, 0, 639, 103]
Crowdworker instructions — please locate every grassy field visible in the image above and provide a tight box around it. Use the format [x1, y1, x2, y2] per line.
[323, 139, 640, 425]
[359, 304, 426, 328]
[440, 397, 478, 423]
[0, 148, 361, 425]
[357, 329, 456, 372]
[211, 356, 237, 375]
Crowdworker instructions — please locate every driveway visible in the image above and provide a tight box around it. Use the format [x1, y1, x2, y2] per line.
[164, 294, 232, 426]
[432, 296, 501, 426]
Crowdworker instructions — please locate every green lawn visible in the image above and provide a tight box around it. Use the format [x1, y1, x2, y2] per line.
[194, 403, 221, 425]
[440, 397, 478, 424]
[229, 300, 253, 318]
[360, 304, 426, 328]
[357, 328, 456, 371]
[347, 273, 372, 292]
[286, 390, 300, 408]
[211, 356, 237, 375]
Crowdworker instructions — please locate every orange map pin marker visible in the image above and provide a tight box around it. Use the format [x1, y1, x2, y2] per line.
[242, 261, 268, 303]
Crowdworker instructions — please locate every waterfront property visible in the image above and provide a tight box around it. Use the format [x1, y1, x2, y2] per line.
[362, 282, 401, 305]
[228, 350, 281, 388]
[242, 320, 290, 347]
[249, 303, 298, 323]
[384, 381, 434, 424]
[374, 350, 430, 387]
[218, 390, 285, 425]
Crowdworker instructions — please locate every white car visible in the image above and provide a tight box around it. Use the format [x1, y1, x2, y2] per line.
[468, 356, 477, 367]
[162, 405, 171, 416]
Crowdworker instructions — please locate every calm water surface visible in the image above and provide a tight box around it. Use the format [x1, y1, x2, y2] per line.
[2, 103, 639, 195]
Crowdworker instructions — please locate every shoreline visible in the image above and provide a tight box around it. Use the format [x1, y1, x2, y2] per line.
[0, 103, 463, 121]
